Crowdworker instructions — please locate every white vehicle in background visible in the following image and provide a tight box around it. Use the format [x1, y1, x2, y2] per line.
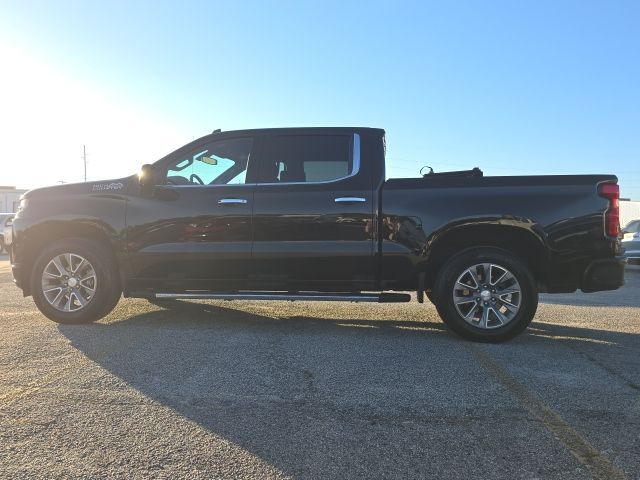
[622, 234, 640, 265]
[621, 220, 640, 265]
[0, 213, 15, 254]
[622, 219, 640, 241]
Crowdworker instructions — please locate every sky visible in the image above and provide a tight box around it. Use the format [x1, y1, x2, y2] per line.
[0, 0, 639, 198]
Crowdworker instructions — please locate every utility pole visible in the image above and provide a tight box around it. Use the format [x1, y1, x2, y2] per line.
[83, 145, 87, 182]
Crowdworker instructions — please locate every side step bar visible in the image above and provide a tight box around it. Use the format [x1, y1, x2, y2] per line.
[154, 292, 411, 303]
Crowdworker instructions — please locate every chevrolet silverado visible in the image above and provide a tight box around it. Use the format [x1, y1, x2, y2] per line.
[9, 127, 625, 342]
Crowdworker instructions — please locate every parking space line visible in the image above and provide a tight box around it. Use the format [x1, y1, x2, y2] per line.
[469, 345, 628, 480]
[0, 364, 75, 410]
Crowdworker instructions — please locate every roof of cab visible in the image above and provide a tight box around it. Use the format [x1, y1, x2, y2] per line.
[154, 127, 385, 166]
[209, 126, 385, 136]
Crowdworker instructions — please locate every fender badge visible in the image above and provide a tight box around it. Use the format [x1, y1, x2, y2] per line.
[92, 182, 124, 192]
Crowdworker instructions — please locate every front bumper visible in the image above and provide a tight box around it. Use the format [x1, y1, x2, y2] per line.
[9, 243, 27, 292]
[622, 243, 640, 262]
[581, 257, 625, 293]
[11, 261, 25, 290]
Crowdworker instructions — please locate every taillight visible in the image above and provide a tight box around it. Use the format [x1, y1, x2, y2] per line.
[598, 183, 620, 238]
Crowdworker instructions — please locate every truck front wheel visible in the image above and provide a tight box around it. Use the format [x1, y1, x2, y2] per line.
[31, 238, 122, 324]
[433, 247, 538, 343]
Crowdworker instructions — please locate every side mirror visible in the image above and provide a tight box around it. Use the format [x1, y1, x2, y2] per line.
[138, 164, 158, 196]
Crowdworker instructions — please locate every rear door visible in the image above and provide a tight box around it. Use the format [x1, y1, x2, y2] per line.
[250, 132, 375, 291]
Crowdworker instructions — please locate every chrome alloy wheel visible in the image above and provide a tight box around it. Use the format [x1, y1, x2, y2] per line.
[41, 253, 97, 312]
[452, 263, 521, 329]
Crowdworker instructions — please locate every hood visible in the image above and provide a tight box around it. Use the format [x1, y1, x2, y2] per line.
[22, 177, 132, 200]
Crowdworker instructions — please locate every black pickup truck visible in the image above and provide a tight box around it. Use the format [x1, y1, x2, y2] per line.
[9, 127, 625, 342]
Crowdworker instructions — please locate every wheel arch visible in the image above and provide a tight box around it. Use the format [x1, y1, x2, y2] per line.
[423, 222, 549, 290]
[19, 220, 119, 296]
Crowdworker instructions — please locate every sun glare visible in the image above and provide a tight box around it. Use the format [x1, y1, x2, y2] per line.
[0, 42, 191, 188]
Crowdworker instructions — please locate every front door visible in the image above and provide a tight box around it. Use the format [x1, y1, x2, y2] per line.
[250, 132, 375, 291]
[125, 134, 258, 292]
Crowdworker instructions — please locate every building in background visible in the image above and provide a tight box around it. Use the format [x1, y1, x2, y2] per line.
[621, 199, 640, 227]
[0, 186, 28, 213]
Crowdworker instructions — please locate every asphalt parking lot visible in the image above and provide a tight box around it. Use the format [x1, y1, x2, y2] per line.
[1, 255, 639, 480]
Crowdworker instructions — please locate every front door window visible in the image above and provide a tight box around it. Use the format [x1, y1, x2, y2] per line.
[166, 137, 254, 186]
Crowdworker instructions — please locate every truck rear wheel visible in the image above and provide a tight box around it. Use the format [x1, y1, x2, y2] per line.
[433, 247, 538, 343]
[31, 238, 122, 324]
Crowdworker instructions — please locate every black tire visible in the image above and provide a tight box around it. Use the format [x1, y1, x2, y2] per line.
[31, 237, 122, 324]
[433, 247, 538, 343]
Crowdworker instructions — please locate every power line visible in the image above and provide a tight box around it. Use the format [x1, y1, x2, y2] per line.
[82, 145, 88, 182]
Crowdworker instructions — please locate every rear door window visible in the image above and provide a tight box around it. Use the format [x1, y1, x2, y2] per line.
[257, 135, 353, 184]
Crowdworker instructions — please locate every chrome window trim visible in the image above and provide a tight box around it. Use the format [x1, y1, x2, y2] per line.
[162, 133, 360, 188]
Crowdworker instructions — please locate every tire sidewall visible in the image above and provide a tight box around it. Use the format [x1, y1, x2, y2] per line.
[434, 247, 538, 342]
[31, 238, 120, 324]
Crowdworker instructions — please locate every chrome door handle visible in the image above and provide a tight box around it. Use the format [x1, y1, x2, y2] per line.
[334, 197, 366, 203]
[218, 198, 248, 205]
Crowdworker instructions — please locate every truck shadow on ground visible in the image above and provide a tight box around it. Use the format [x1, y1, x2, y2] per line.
[58, 300, 639, 477]
[539, 266, 640, 308]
